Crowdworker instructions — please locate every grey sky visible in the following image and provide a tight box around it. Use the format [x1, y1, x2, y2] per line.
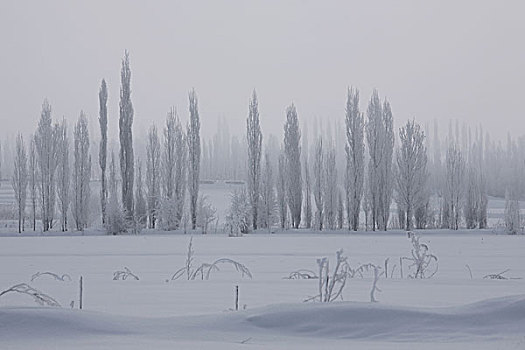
[0, 0, 523, 142]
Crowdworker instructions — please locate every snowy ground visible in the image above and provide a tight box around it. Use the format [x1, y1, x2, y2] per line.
[0, 231, 524, 349]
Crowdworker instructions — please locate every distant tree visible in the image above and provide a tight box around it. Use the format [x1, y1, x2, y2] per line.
[56, 119, 70, 232]
[284, 104, 302, 228]
[73, 112, 91, 231]
[119, 50, 134, 220]
[337, 190, 344, 230]
[35, 99, 59, 231]
[313, 137, 324, 230]
[106, 152, 126, 235]
[444, 143, 465, 230]
[394, 120, 428, 231]
[366, 90, 394, 231]
[187, 89, 201, 230]
[324, 148, 338, 230]
[99, 79, 108, 224]
[29, 137, 37, 231]
[344, 87, 365, 231]
[246, 90, 262, 230]
[163, 108, 177, 200]
[277, 152, 287, 229]
[304, 156, 312, 229]
[146, 124, 161, 228]
[260, 152, 276, 230]
[12, 134, 27, 233]
[504, 189, 520, 234]
[135, 160, 147, 227]
[197, 195, 216, 234]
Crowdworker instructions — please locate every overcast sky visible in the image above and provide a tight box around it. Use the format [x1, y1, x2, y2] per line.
[0, 0, 523, 143]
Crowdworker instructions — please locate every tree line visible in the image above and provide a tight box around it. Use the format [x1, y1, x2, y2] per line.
[3, 51, 523, 234]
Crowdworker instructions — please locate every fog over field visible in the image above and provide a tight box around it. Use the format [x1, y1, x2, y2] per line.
[0, 1, 524, 349]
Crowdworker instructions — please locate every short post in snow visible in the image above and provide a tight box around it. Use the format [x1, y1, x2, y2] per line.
[79, 276, 83, 310]
[235, 285, 239, 311]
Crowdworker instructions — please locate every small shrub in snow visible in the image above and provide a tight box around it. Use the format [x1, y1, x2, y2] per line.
[504, 190, 521, 235]
[225, 189, 250, 237]
[113, 267, 140, 280]
[0, 283, 61, 307]
[170, 238, 252, 280]
[31, 272, 72, 282]
[400, 232, 438, 279]
[197, 195, 217, 234]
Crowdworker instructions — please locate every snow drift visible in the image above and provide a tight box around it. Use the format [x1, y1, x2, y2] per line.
[1, 295, 524, 347]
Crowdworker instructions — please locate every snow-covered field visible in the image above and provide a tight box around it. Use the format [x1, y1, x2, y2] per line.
[0, 231, 524, 349]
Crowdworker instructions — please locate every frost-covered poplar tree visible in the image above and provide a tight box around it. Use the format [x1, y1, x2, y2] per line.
[99, 79, 108, 224]
[344, 87, 365, 231]
[394, 120, 428, 231]
[12, 134, 27, 233]
[56, 119, 70, 232]
[504, 189, 520, 234]
[135, 160, 146, 227]
[366, 90, 394, 231]
[337, 190, 344, 229]
[29, 137, 37, 231]
[73, 112, 91, 231]
[173, 115, 187, 227]
[146, 124, 161, 228]
[246, 90, 262, 230]
[35, 99, 59, 231]
[163, 108, 177, 199]
[313, 137, 324, 230]
[119, 51, 134, 220]
[304, 156, 312, 229]
[284, 104, 302, 229]
[277, 152, 287, 229]
[187, 89, 200, 230]
[324, 148, 338, 230]
[106, 151, 126, 234]
[260, 152, 275, 229]
[379, 100, 394, 230]
[444, 143, 465, 230]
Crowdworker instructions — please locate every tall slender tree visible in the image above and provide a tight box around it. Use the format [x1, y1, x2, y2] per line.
[344, 87, 365, 231]
[35, 99, 59, 231]
[119, 51, 134, 220]
[246, 90, 262, 230]
[187, 89, 200, 230]
[56, 119, 70, 231]
[394, 120, 428, 231]
[99, 79, 108, 224]
[146, 124, 161, 228]
[277, 151, 287, 229]
[29, 137, 37, 231]
[12, 134, 27, 233]
[73, 112, 91, 231]
[284, 104, 302, 229]
[313, 137, 324, 230]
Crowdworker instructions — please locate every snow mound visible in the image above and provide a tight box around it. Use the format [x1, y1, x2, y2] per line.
[1, 295, 524, 345]
[244, 295, 525, 341]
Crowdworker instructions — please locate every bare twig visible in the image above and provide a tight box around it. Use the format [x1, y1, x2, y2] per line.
[465, 264, 473, 279]
[113, 267, 139, 280]
[31, 272, 72, 282]
[0, 283, 61, 307]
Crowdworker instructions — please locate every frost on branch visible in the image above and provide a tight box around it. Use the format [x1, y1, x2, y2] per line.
[31, 272, 72, 282]
[0, 283, 61, 307]
[113, 267, 140, 280]
[304, 250, 383, 303]
[400, 232, 438, 279]
[170, 238, 252, 280]
[284, 269, 318, 279]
